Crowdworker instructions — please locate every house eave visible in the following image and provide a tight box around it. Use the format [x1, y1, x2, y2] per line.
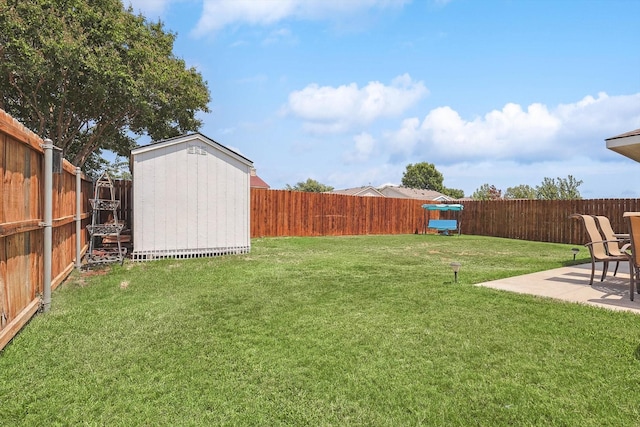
[606, 133, 640, 163]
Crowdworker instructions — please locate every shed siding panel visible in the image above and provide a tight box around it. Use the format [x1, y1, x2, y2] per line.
[186, 144, 198, 250]
[217, 151, 227, 245]
[164, 143, 179, 252]
[217, 151, 229, 246]
[153, 148, 167, 251]
[174, 145, 189, 250]
[208, 149, 220, 246]
[196, 144, 208, 248]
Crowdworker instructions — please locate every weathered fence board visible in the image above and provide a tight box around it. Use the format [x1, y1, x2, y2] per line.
[0, 109, 91, 351]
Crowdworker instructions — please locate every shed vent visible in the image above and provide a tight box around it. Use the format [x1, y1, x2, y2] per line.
[188, 145, 207, 155]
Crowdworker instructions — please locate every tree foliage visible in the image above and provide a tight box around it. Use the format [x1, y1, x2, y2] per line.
[477, 176, 583, 201]
[504, 184, 537, 199]
[442, 187, 464, 199]
[536, 177, 560, 200]
[472, 184, 502, 201]
[536, 175, 583, 200]
[0, 0, 210, 170]
[105, 156, 132, 180]
[285, 178, 334, 193]
[401, 162, 464, 198]
[401, 162, 444, 191]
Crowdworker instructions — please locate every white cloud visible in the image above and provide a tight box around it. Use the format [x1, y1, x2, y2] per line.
[344, 132, 376, 163]
[193, 0, 410, 36]
[555, 92, 640, 139]
[286, 74, 428, 133]
[387, 92, 640, 164]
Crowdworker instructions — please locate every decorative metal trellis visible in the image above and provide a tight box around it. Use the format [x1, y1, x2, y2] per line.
[85, 171, 126, 266]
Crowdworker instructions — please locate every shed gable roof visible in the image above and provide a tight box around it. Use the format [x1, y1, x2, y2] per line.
[131, 132, 253, 166]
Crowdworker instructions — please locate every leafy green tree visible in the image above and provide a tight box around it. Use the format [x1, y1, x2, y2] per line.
[442, 187, 464, 199]
[504, 184, 537, 199]
[401, 162, 445, 192]
[536, 177, 560, 200]
[472, 183, 502, 201]
[285, 178, 334, 192]
[0, 0, 210, 171]
[557, 175, 583, 200]
[536, 175, 582, 200]
[535, 175, 582, 200]
[401, 162, 464, 197]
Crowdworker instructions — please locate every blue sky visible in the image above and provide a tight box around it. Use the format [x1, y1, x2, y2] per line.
[126, 0, 640, 198]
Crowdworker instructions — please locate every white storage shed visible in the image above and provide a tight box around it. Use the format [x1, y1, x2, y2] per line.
[130, 133, 253, 260]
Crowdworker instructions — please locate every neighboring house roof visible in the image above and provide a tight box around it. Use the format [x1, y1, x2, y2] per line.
[377, 185, 453, 201]
[130, 132, 253, 166]
[606, 129, 640, 163]
[330, 186, 385, 197]
[250, 168, 270, 189]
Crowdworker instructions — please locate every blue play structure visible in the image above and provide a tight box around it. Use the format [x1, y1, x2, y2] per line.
[422, 204, 464, 236]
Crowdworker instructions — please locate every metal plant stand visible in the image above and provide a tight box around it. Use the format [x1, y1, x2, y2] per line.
[85, 172, 126, 266]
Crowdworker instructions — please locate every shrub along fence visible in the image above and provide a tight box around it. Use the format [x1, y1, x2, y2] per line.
[0, 109, 92, 351]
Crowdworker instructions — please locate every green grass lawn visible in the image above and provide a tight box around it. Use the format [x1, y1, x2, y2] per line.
[2, 234, 639, 426]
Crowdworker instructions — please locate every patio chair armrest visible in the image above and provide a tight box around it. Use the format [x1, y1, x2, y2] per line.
[586, 239, 625, 246]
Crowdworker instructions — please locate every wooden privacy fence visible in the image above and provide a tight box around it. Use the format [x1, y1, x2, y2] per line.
[1, 109, 92, 351]
[251, 189, 438, 237]
[103, 179, 132, 229]
[458, 199, 640, 245]
[249, 189, 640, 245]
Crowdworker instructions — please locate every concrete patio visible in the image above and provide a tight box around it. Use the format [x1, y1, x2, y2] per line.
[475, 261, 640, 314]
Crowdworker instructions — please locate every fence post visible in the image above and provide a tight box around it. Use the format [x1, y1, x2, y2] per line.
[42, 139, 53, 312]
[75, 167, 82, 270]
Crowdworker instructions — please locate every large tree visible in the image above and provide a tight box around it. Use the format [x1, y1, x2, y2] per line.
[0, 0, 210, 170]
[402, 162, 445, 191]
[401, 162, 464, 199]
